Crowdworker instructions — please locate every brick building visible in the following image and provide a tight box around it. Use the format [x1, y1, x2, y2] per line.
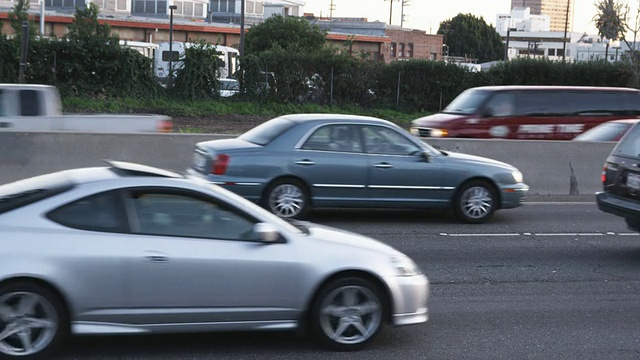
[384, 25, 444, 63]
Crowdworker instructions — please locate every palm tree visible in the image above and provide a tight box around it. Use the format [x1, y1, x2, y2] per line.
[593, 0, 627, 59]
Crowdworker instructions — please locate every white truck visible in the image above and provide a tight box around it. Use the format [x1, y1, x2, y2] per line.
[0, 84, 173, 133]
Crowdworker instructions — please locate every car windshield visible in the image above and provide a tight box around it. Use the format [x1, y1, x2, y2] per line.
[442, 89, 489, 115]
[573, 122, 632, 141]
[613, 122, 640, 157]
[238, 117, 296, 146]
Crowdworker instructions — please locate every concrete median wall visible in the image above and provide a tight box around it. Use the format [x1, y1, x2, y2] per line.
[0, 132, 616, 198]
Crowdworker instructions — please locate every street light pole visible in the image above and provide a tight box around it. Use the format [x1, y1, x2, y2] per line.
[504, 27, 516, 61]
[169, 4, 177, 88]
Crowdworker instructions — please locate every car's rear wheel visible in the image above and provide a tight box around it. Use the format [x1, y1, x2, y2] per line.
[0, 282, 68, 360]
[454, 180, 497, 224]
[310, 277, 386, 351]
[264, 179, 310, 219]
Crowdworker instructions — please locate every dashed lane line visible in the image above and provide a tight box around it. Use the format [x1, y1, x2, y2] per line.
[439, 232, 639, 237]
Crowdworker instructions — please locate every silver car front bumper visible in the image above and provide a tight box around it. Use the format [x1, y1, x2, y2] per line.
[386, 274, 429, 326]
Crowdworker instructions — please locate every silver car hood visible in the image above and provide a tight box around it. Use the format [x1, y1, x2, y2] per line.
[302, 223, 400, 255]
[443, 151, 515, 170]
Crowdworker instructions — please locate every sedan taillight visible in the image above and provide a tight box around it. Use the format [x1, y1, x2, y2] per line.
[211, 154, 230, 175]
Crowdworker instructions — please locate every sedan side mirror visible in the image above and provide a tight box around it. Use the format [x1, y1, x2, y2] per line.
[421, 150, 431, 162]
[254, 222, 284, 243]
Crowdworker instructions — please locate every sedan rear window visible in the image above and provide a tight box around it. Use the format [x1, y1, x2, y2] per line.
[613, 122, 640, 157]
[238, 117, 295, 145]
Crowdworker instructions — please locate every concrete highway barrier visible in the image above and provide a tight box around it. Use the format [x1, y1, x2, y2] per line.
[0, 132, 616, 199]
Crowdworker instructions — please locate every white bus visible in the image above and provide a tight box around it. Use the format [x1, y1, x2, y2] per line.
[154, 41, 239, 84]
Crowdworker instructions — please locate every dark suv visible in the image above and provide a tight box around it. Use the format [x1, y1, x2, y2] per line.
[597, 122, 640, 230]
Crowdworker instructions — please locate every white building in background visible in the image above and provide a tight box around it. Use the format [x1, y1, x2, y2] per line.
[493, 6, 625, 63]
[496, 7, 550, 32]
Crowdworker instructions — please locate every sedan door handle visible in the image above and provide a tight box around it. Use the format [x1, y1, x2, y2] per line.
[144, 252, 169, 262]
[374, 163, 394, 169]
[295, 159, 316, 166]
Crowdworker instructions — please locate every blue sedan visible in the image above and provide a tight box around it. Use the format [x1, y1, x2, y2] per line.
[190, 114, 529, 223]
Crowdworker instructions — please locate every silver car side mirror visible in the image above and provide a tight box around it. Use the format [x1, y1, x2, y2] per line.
[254, 222, 283, 243]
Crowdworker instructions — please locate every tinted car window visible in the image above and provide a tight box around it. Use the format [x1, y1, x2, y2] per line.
[613, 123, 640, 158]
[443, 89, 489, 115]
[19, 90, 42, 116]
[515, 91, 563, 116]
[515, 90, 640, 117]
[302, 125, 362, 153]
[238, 117, 295, 145]
[48, 191, 127, 232]
[161, 50, 179, 61]
[128, 191, 259, 241]
[485, 92, 516, 117]
[362, 126, 421, 155]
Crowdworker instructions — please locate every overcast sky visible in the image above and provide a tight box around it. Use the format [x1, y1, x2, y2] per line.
[301, 0, 640, 36]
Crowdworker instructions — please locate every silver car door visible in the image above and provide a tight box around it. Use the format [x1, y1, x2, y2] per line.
[123, 189, 309, 327]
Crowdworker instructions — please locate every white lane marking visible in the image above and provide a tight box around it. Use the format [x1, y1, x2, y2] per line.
[445, 233, 521, 237]
[524, 202, 596, 205]
[440, 232, 636, 236]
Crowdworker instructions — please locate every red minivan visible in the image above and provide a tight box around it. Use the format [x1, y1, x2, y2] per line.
[410, 85, 640, 140]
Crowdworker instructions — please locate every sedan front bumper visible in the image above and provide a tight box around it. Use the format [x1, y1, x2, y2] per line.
[500, 183, 530, 209]
[385, 274, 429, 326]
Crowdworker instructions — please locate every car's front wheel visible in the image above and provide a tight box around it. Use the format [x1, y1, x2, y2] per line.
[264, 179, 310, 219]
[454, 180, 497, 224]
[0, 282, 68, 360]
[310, 277, 386, 351]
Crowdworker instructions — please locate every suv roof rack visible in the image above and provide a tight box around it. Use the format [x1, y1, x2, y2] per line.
[104, 160, 183, 179]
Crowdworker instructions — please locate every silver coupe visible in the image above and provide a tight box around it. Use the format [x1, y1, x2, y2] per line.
[0, 161, 428, 358]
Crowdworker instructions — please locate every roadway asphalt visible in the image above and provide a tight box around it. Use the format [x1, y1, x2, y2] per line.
[57, 202, 640, 360]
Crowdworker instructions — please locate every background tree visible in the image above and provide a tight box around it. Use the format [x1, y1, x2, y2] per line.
[594, 0, 628, 59]
[8, 0, 38, 43]
[65, 3, 115, 42]
[244, 15, 327, 54]
[438, 13, 504, 63]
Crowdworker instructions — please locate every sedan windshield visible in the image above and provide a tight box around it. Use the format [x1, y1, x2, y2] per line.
[443, 89, 489, 115]
[238, 117, 296, 145]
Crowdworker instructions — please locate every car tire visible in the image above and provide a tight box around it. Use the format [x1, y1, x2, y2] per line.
[263, 178, 311, 219]
[309, 277, 386, 351]
[0, 282, 69, 360]
[453, 180, 497, 224]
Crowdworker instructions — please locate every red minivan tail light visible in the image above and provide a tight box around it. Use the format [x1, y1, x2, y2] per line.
[211, 154, 230, 175]
[601, 164, 606, 184]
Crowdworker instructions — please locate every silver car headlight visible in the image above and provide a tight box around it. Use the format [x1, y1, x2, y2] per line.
[391, 255, 422, 276]
[512, 170, 523, 183]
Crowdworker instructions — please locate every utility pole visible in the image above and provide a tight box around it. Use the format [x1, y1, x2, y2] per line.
[384, 0, 399, 25]
[401, 0, 410, 28]
[562, 0, 570, 61]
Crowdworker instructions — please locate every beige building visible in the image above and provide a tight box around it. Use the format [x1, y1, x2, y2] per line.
[511, 0, 574, 32]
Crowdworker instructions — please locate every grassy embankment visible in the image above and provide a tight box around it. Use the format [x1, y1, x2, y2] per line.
[62, 97, 430, 133]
